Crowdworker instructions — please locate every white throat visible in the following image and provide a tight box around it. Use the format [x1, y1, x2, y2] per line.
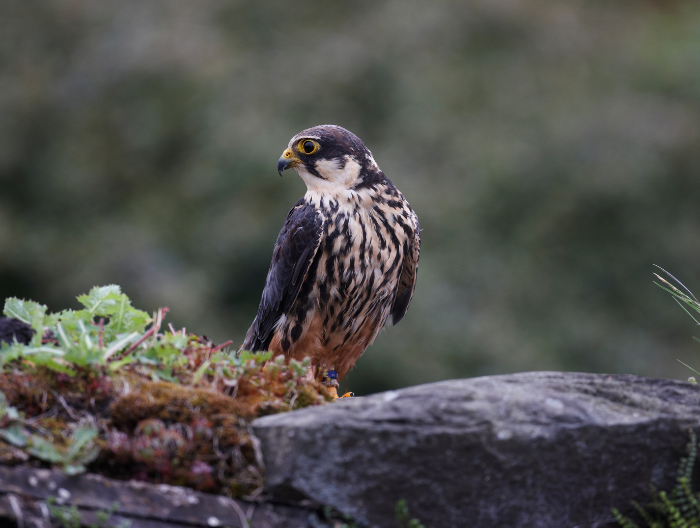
[296, 157, 378, 210]
[295, 156, 362, 194]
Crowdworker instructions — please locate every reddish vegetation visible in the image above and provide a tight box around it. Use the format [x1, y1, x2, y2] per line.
[0, 337, 332, 498]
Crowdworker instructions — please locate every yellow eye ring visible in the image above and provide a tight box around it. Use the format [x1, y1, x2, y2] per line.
[298, 139, 320, 155]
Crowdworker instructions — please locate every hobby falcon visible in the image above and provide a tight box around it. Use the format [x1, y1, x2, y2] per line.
[241, 125, 420, 394]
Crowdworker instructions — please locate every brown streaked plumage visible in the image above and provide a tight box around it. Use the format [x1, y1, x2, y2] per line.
[241, 125, 420, 382]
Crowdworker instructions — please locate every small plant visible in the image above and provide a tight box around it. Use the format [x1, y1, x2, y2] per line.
[0, 390, 100, 474]
[654, 265, 700, 379]
[613, 430, 700, 527]
[47, 498, 130, 528]
[46, 498, 81, 528]
[317, 505, 366, 528]
[28, 424, 100, 475]
[2, 285, 152, 375]
[396, 499, 429, 528]
[0, 285, 332, 496]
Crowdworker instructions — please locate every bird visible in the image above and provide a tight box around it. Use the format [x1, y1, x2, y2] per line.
[0, 317, 34, 346]
[241, 125, 420, 397]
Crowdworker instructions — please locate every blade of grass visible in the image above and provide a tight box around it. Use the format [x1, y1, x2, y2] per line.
[193, 360, 211, 384]
[654, 281, 700, 313]
[103, 332, 140, 361]
[653, 275, 693, 302]
[78, 320, 93, 349]
[20, 346, 65, 356]
[673, 298, 700, 325]
[115, 295, 126, 334]
[654, 264, 698, 302]
[55, 323, 74, 352]
[678, 359, 700, 376]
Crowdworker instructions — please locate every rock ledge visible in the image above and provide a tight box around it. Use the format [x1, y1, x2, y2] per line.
[253, 372, 700, 527]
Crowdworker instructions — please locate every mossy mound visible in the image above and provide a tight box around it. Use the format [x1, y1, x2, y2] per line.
[0, 285, 332, 498]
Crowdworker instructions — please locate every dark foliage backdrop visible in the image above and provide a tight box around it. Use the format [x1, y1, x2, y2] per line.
[2, 0, 700, 394]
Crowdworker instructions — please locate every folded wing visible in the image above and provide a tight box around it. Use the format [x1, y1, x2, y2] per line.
[242, 201, 324, 351]
[390, 216, 420, 325]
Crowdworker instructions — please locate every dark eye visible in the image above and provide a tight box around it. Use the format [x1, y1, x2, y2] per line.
[298, 140, 319, 155]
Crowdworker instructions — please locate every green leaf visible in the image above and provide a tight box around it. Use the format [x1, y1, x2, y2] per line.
[143, 342, 182, 366]
[63, 464, 87, 476]
[396, 499, 409, 522]
[0, 390, 7, 417]
[3, 298, 47, 346]
[27, 436, 64, 464]
[0, 342, 23, 367]
[67, 426, 98, 459]
[104, 307, 151, 339]
[192, 360, 211, 384]
[0, 394, 18, 421]
[76, 285, 123, 315]
[25, 425, 100, 474]
[152, 368, 177, 383]
[19, 345, 64, 356]
[54, 309, 81, 333]
[1, 425, 28, 447]
[42, 358, 76, 376]
[3, 297, 41, 324]
[138, 355, 159, 365]
[108, 356, 136, 372]
[75, 286, 151, 336]
[103, 332, 140, 361]
[161, 331, 188, 350]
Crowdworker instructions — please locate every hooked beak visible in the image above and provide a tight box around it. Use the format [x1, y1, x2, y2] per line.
[277, 148, 299, 177]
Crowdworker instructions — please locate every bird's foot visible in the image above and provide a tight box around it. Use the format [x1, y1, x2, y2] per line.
[322, 370, 354, 399]
[322, 370, 340, 399]
[325, 387, 355, 399]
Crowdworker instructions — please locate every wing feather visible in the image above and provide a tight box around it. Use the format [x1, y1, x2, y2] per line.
[390, 214, 420, 325]
[242, 200, 323, 351]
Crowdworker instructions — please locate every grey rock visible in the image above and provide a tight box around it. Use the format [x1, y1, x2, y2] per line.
[0, 465, 315, 528]
[252, 372, 700, 528]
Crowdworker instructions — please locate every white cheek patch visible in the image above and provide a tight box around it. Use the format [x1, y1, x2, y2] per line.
[297, 158, 380, 211]
[314, 156, 362, 187]
[296, 167, 347, 194]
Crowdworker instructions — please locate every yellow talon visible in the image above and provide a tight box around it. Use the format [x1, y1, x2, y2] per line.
[322, 369, 353, 399]
[327, 388, 354, 399]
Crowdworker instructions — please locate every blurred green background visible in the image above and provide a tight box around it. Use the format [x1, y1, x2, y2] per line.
[2, 0, 700, 395]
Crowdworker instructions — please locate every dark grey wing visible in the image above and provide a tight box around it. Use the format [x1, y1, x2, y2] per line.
[241, 200, 324, 351]
[0, 317, 34, 345]
[390, 214, 420, 325]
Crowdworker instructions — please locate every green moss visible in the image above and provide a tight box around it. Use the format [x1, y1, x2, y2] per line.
[0, 286, 332, 497]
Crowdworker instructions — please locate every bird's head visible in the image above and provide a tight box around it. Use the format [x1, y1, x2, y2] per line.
[277, 125, 383, 193]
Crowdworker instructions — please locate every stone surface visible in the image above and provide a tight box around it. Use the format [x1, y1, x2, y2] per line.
[0, 465, 314, 528]
[252, 372, 700, 528]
